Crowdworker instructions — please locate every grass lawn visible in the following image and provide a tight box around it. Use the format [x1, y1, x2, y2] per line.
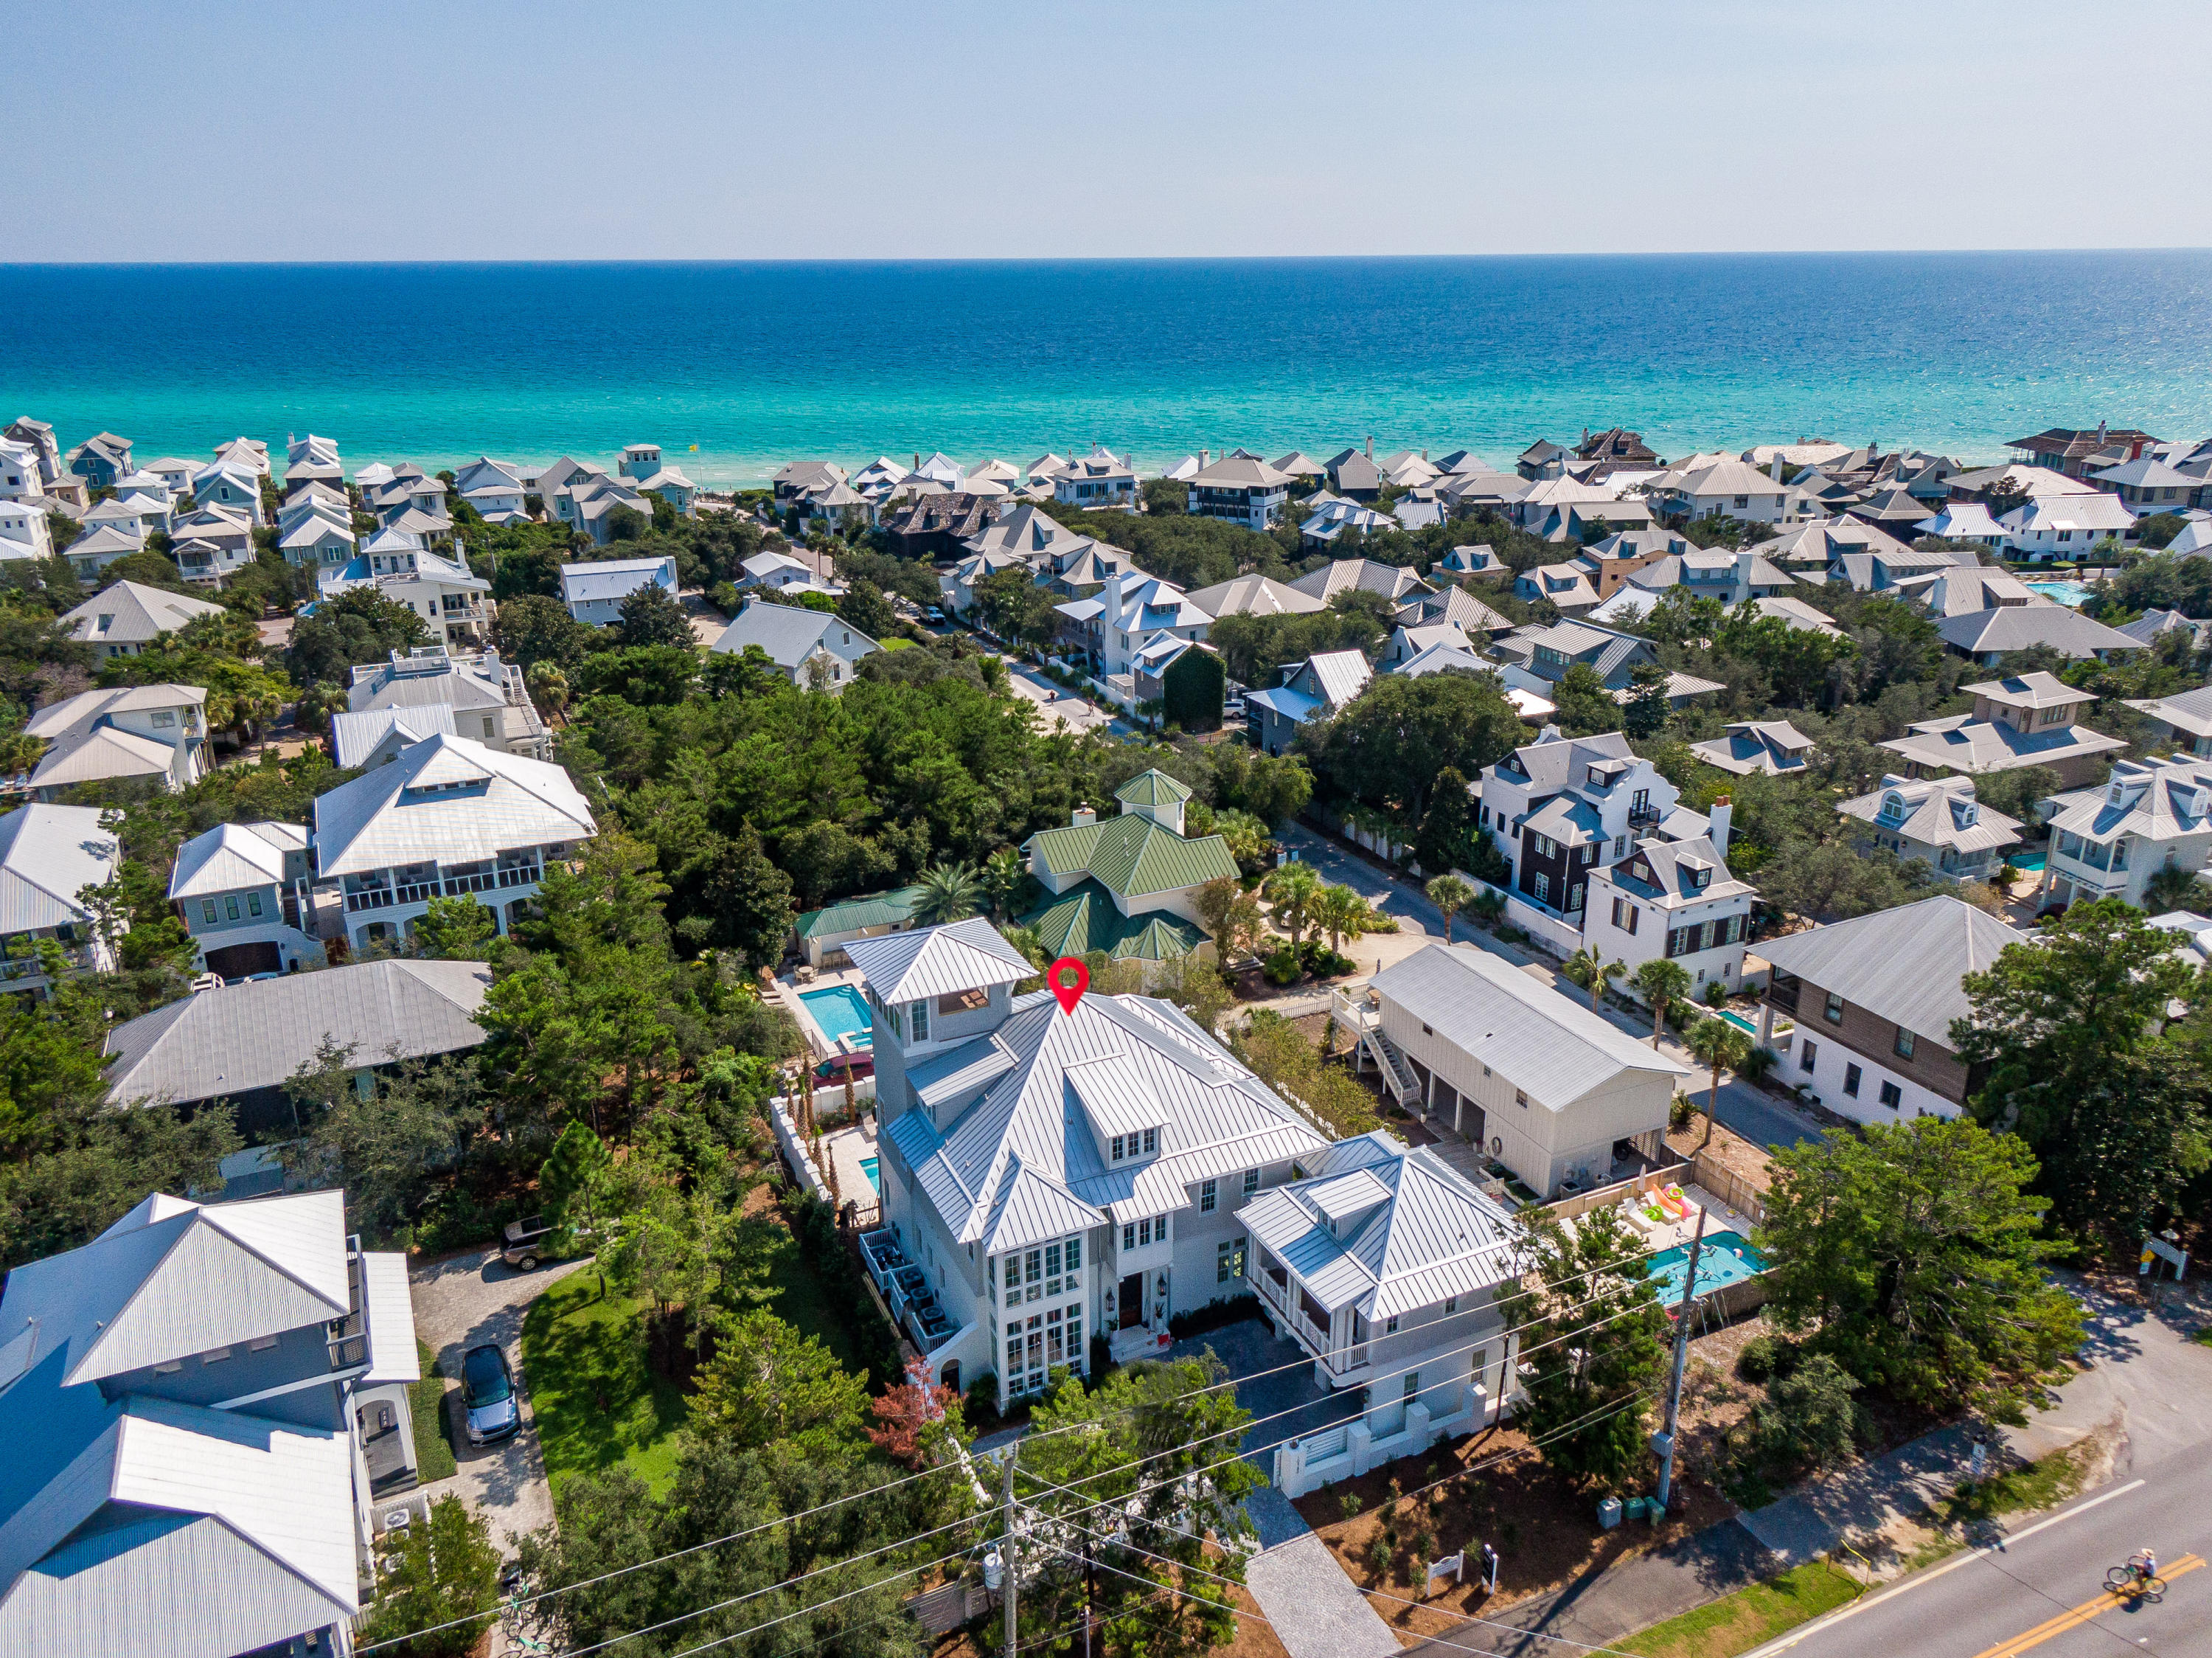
[1618, 1561, 1860, 1658]
[1919, 1443, 2091, 1532]
[413, 1339, 458, 1482]
[757, 1212, 881, 1381]
[522, 1271, 691, 1504]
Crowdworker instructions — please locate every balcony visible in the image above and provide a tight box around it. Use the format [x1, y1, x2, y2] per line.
[1625, 802, 1663, 830]
[495, 863, 543, 888]
[1253, 1263, 1368, 1381]
[345, 887, 394, 913]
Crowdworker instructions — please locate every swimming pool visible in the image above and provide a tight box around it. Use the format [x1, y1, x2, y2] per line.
[861, 1156, 880, 1193]
[2027, 580, 2093, 608]
[799, 984, 873, 1047]
[1648, 1230, 1765, 1303]
[2008, 850, 2047, 873]
[1718, 1010, 1760, 1038]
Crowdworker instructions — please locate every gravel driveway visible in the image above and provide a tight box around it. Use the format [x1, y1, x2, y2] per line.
[409, 1246, 590, 1552]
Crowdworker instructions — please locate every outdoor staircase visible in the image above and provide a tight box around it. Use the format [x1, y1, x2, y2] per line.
[1363, 1028, 1419, 1106]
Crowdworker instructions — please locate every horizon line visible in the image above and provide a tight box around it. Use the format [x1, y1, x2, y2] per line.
[5, 246, 2212, 271]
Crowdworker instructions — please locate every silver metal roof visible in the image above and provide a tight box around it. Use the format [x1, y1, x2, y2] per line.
[310, 732, 594, 877]
[167, 821, 305, 900]
[1370, 944, 1688, 1109]
[328, 704, 457, 769]
[0, 805, 116, 935]
[847, 918, 1033, 1004]
[104, 960, 493, 1106]
[58, 580, 224, 647]
[1755, 895, 2026, 1044]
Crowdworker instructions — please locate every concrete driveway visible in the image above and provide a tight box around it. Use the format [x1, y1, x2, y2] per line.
[409, 1246, 589, 1552]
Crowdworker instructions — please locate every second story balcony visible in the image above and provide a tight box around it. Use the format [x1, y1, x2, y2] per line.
[1251, 1247, 1370, 1383]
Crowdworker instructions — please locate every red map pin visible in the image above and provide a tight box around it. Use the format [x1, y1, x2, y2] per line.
[1048, 956, 1089, 1015]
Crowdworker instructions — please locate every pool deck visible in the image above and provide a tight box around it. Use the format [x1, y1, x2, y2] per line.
[775, 963, 872, 1059]
[820, 1120, 880, 1211]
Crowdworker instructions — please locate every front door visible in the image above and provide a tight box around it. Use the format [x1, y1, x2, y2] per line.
[1119, 1272, 1144, 1328]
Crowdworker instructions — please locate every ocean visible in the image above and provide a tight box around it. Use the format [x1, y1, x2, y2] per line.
[3, 252, 2210, 486]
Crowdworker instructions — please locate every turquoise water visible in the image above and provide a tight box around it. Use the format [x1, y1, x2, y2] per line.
[1719, 1010, 1761, 1038]
[861, 1156, 880, 1193]
[799, 985, 872, 1047]
[2010, 850, 2048, 873]
[4, 254, 2211, 485]
[2028, 580, 2093, 607]
[1649, 1231, 1765, 1303]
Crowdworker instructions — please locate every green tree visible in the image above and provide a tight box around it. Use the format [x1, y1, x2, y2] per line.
[1631, 957, 1691, 1050]
[358, 1494, 504, 1658]
[1315, 883, 1372, 955]
[717, 825, 799, 970]
[1262, 861, 1324, 969]
[277, 1044, 477, 1241]
[836, 577, 900, 641]
[1425, 873, 1473, 943]
[1562, 945, 1621, 1011]
[292, 679, 350, 737]
[1012, 1354, 1261, 1658]
[285, 586, 431, 683]
[690, 1309, 873, 1458]
[1551, 662, 1623, 737]
[0, 1092, 240, 1270]
[1757, 1117, 2083, 1418]
[1747, 1353, 1871, 1479]
[527, 659, 572, 721]
[1499, 1206, 1669, 1485]
[1298, 670, 1525, 825]
[911, 859, 984, 926]
[979, 847, 1026, 920]
[1209, 743, 1313, 828]
[540, 1120, 614, 1284]
[1413, 764, 1476, 878]
[612, 580, 698, 651]
[414, 894, 497, 960]
[1952, 898, 2208, 1246]
[1193, 875, 1267, 964]
[604, 1172, 743, 1362]
[1683, 1014, 1750, 1154]
[495, 592, 598, 670]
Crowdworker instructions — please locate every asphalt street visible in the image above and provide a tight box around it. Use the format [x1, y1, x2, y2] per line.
[1753, 1452, 2212, 1658]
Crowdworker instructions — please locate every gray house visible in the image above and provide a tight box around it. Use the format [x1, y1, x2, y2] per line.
[0, 1187, 420, 1657]
[710, 600, 880, 690]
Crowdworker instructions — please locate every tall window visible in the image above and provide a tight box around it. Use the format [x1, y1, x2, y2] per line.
[1141, 1127, 1157, 1154]
[1893, 1028, 1916, 1060]
[1824, 990, 1844, 1024]
[911, 1000, 930, 1041]
[1200, 1179, 1217, 1213]
[1244, 1168, 1260, 1195]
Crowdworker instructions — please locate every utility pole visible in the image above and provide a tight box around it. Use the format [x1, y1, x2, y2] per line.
[1002, 1445, 1019, 1658]
[1653, 1205, 1706, 1513]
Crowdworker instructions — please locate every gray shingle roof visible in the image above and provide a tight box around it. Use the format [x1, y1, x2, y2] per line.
[103, 959, 493, 1106]
[1754, 895, 2025, 1043]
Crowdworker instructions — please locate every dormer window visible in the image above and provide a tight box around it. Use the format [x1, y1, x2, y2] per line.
[1879, 793, 1905, 821]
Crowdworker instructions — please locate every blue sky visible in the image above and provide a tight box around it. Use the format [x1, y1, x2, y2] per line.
[12, 0, 2211, 261]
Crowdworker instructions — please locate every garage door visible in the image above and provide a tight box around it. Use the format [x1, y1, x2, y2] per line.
[204, 940, 282, 980]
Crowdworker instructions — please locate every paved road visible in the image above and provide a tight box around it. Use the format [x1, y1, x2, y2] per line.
[409, 1246, 590, 1552]
[1277, 822, 1826, 1153]
[1757, 1450, 2212, 1658]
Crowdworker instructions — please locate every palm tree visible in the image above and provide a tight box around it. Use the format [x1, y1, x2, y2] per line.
[2144, 863, 2206, 916]
[1683, 1016, 1752, 1154]
[1425, 874, 1474, 943]
[1264, 862, 1324, 974]
[1214, 809, 1272, 873]
[913, 861, 985, 926]
[1317, 884, 1371, 955]
[1630, 958, 1692, 1050]
[980, 848, 1027, 921]
[1561, 946, 1621, 1010]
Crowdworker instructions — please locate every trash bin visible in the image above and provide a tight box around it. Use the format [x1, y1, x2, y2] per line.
[1598, 1496, 1623, 1530]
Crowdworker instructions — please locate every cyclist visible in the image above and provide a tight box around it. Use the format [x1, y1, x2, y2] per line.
[2128, 1549, 2159, 1588]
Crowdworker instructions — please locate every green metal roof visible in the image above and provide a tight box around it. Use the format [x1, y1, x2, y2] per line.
[1025, 814, 1238, 899]
[793, 884, 926, 943]
[1114, 768, 1192, 807]
[1020, 880, 1210, 962]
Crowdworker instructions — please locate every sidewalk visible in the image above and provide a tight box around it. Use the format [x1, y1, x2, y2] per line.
[1242, 1489, 1402, 1658]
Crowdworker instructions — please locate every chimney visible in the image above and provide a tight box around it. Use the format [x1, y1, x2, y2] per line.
[1071, 803, 1096, 828]
[1365, 435, 1374, 459]
[1104, 571, 1124, 624]
[1536, 722, 1562, 744]
[1770, 454, 1784, 482]
[1198, 448, 1207, 471]
[1709, 795, 1733, 859]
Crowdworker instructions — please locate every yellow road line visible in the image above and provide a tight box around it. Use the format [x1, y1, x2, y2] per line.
[1970, 1554, 2203, 1658]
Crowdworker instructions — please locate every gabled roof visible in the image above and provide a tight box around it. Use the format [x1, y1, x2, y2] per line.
[310, 732, 594, 877]
[1397, 584, 1512, 634]
[327, 704, 459, 768]
[1935, 605, 2140, 659]
[1186, 575, 1326, 620]
[1371, 943, 1688, 1106]
[2126, 683, 2212, 739]
[1688, 720, 1815, 777]
[104, 960, 493, 1107]
[1756, 895, 2025, 1041]
[883, 991, 1326, 1252]
[1604, 834, 1753, 909]
[1288, 558, 1430, 604]
[166, 820, 306, 899]
[793, 884, 925, 943]
[1295, 648, 1373, 710]
[2041, 754, 2212, 844]
[1241, 1133, 1520, 1319]
[0, 804, 116, 934]
[1021, 880, 1209, 962]
[709, 601, 879, 668]
[559, 555, 674, 606]
[1837, 774, 2021, 855]
[1191, 456, 1290, 488]
[1025, 813, 1238, 900]
[846, 917, 1033, 1004]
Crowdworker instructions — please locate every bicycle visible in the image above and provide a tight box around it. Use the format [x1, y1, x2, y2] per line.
[2104, 1562, 2166, 1601]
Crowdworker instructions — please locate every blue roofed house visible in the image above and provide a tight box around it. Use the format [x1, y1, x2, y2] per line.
[856, 918, 1329, 1392]
[560, 554, 678, 625]
[709, 600, 880, 690]
[1247, 649, 1371, 756]
[0, 1187, 421, 1658]
[1017, 771, 1239, 969]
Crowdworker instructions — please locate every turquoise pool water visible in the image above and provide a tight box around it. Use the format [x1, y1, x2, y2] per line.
[1649, 1231, 1765, 1303]
[861, 1156, 880, 1193]
[1718, 1010, 1760, 1038]
[2027, 580, 2093, 607]
[2009, 850, 2048, 873]
[800, 985, 873, 1047]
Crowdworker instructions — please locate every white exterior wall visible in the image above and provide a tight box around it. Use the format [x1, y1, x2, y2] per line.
[1781, 1024, 1959, 1125]
[1584, 869, 1750, 992]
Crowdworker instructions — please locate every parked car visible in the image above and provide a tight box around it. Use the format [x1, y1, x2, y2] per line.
[460, 1344, 520, 1445]
[815, 1051, 875, 1083]
[925, 606, 945, 624]
[501, 1215, 554, 1270]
